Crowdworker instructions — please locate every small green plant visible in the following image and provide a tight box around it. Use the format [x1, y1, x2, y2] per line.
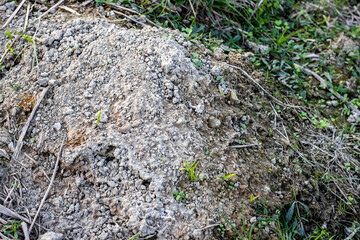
[228, 182, 235, 190]
[217, 224, 225, 235]
[299, 112, 307, 120]
[205, 150, 213, 157]
[10, 83, 22, 92]
[216, 172, 236, 182]
[97, 109, 102, 125]
[5, 26, 12, 40]
[191, 52, 203, 67]
[2, 219, 22, 239]
[181, 160, 200, 181]
[277, 187, 310, 239]
[127, 234, 141, 240]
[250, 194, 259, 203]
[173, 190, 188, 202]
[308, 226, 333, 240]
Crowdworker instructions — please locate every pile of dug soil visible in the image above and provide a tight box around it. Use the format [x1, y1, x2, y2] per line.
[0, 2, 358, 240]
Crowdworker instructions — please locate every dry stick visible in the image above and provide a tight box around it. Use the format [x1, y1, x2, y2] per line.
[12, 87, 50, 163]
[24, 3, 31, 31]
[108, 3, 158, 27]
[344, 227, 360, 240]
[226, 63, 301, 109]
[40, 0, 65, 18]
[28, 135, 66, 234]
[113, 10, 146, 27]
[1, 0, 27, 30]
[0, 35, 20, 65]
[230, 144, 258, 149]
[107, 3, 138, 14]
[294, 63, 360, 118]
[81, 0, 93, 6]
[198, 224, 220, 231]
[59, 6, 80, 15]
[249, 0, 264, 19]
[0, 204, 30, 223]
[21, 222, 30, 240]
[0, 232, 8, 239]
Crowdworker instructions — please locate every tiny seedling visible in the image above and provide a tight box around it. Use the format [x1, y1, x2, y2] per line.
[205, 150, 213, 157]
[217, 224, 225, 235]
[2, 219, 22, 239]
[299, 111, 307, 120]
[127, 234, 141, 240]
[5, 26, 12, 40]
[218, 86, 225, 96]
[216, 76, 225, 83]
[97, 109, 102, 125]
[228, 182, 235, 189]
[216, 172, 236, 182]
[181, 160, 200, 181]
[173, 190, 188, 201]
[10, 83, 22, 92]
[191, 52, 203, 67]
[250, 194, 259, 203]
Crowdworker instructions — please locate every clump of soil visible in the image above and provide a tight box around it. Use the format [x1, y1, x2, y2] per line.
[0, 2, 358, 240]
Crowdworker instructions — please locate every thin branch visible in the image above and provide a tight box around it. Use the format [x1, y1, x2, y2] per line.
[1, 0, 27, 30]
[12, 87, 50, 163]
[198, 223, 220, 231]
[28, 135, 66, 234]
[40, 0, 65, 18]
[230, 144, 258, 148]
[295, 63, 360, 119]
[113, 10, 146, 27]
[344, 227, 360, 240]
[226, 63, 300, 108]
[21, 221, 30, 240]
[24, 3, 31, 31]
[0, 204, 30, 223]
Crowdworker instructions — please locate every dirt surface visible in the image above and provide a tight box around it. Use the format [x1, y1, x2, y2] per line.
[0, 1, 359, 240]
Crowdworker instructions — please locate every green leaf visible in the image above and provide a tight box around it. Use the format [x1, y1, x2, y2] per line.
[5, 25, 12, 40]
[192, 52, 199, 58]
[286, 202, 295, 223]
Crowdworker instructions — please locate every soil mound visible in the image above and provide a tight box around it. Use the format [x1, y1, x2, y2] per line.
[1, 5, 358, 240]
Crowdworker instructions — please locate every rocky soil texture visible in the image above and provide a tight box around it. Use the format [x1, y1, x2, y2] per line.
[0, 1, 359, 239]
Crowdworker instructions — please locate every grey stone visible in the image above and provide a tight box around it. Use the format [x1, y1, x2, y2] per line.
[38, 232, 63, 240]
[208, 117, 221, 128]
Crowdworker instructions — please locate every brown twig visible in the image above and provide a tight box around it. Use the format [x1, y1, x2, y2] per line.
[107, 3, 138, 14]
[0, 36, 21, 65]
[230, 144, 258, 149]
[0, 232, 9, 239]
[294, 63, 360, 119]
[81, 0, 93, 6]
[1, 0, 27, 30]
[198, 223, 220, 231]
[12, 87, 50, 163]
[227, 63, 301, 108]
[113, 10, 146, 27]
[59, 6, 80, 15]
[21, 222, 30, 240]
[23, 3, 31, 31]
[0, 204, 30, 223]
[40, 0, 65, 18]
[28, 135, 66, 234]
[344, 227, 360, 240]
